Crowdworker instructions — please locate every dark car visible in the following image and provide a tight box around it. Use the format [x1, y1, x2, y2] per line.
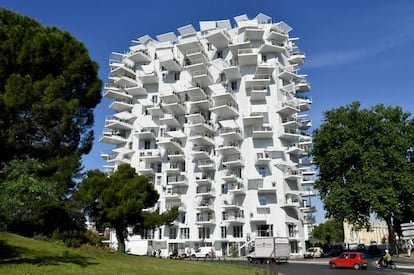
[329, 251, 368, 270]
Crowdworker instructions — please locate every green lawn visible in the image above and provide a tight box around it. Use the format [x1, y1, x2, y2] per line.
[0, 232, 260, 275]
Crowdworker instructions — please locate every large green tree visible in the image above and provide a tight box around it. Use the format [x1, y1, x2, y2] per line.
[74, 164, 178, 253]
[312, 102, 414, 250]
[0, 9, 102, 235]
[312, 219, 344, 245]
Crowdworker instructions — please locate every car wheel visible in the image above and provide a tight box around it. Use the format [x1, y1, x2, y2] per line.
[353, 263, 360, 270]
[330, 263, 336, 269]
[247, 257, 253, 263]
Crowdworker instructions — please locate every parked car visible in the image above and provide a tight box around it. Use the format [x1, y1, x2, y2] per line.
[329, 251, 368, 270]
[304, 247, 324, 258]
[191, 246, 215, 258]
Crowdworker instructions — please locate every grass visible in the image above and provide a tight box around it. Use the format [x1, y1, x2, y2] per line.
[0, 232, 260, 275]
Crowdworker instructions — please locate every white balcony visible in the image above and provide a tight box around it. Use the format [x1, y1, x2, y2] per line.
[176, 86, 207, 100]
[196, 187, 215, 197]
[103, 86, 133, 101]
[184, 58, 208, 75]
[280, 128, 301, 141]
[196, 200, 214, 211]
[193, 69, 213, 87]
[244, 28, 264, 41]
[281, 196, 301, 209]
[242, 112, 264, 126]
[209, 102, 239, 119]
[137, 166, 156, 176]
[195, 213, 215, 225]
[288, 52, 306, 66]
[177, 37, 203, 57]
[228, 183, 245, 195]
[296, 78, 311, 92]
[297, 115, 312, 130]
[99, 129, 129, 145]
[159, 55, 181, 72]
[157, 137, 183, 150]
[219, 127, 243, 141]
[104, 116, 133, 131]
[267, 27, 288, 43]
[281, 117, 301, 128]
[296, 97, 312, 112]
[109, 99, 133, 112]
[245, 74, 271, 89]
[277, 102, 300, 117]
[255, 152, 271, 166]
[165, 189, 181, 201]
[185, 112, 206, 124]
[126, 47, 151, 64]
[300, 205, 317, 213]
[139, 149, 161, 163]
[205, 29, 231, 50]
[110, 75, 138, 88]
[279, 67, 300, 81]
[165, 163, 183, 174]
[167, 150, 185, 162]
[259, 41, 285, 54]
[188, 121, 214, 133]
[188, 96, 210, 112]
[110, 62, 136, 79]
[136, 67, 158, 85]
[222, 213, 245, 224]
[125, 85, 147, 96]
[191, 146, 212, 160]
[216, 144, 241, 156]
[250, 86, 267, 101]
[222, 171, 241, 183]
[147, 104, 163, 116]
[252, 124, 273, 139]
[222, 62, 241, 80]
[222, 154, 243, 168]
[159, 114, 180, 127]
[188, 131, 214, 146]
[167, 175, 187, 187]
[197, 159, 215, 171]
[238, 48, 258, 67]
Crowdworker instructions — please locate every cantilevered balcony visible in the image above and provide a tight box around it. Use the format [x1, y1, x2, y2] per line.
[136, 65, 158, 85]
[147, 103, 163, 116]
[165, 188, 181, 201]
[219, 127, 243, 141]
[196, 212, 215, 225]
[216, 143, 241, 156]
[175, 86, 207, 101]
[252, 124, 273, 139]
[184, 57, 208, 76]
[222, 154, 243, 168]
[222, 170, 242, 183]
[205, 29, 232, 49]
[277, 102, 300, 117]
[286, 143, 306, 157]
[296, 96, 312, 112]
[185, 112, 207, 124]
[188, 131, 214, 146]
[126, 46, 151, 64]
[300, 204, 317, 213]
[139, 149, 161, 163]
[196, 187, 215, 197]
[188, 96, 211, 113]
[281, 195, 301, 209]
[188, 121, 215, 134]
[255, 151, 271, 166]
[245, 74, 271, 89]
[297, 114, 312, 130]
[191, 146, 212, 160]
[267, 26, 288, 43]
[281, 116, 301, 128]
[238, 48, 258, 67]
[288, 52, 306, 66]
[176, 37, 203, 57]
[110, 62, 136, 79]
[280, 127, 301, 141]
[279, 66, 300, 82]
[99, 129, 129, 145]
[159, 114, 180, 127]
[160, 91, 186, 115]
[136, 164, 156, 176]
[103, 86, 133, 101]
[244, 27, 264, 41]
[167, 149, 185, 162]
[209, 100, 239, 119]
[222, 211, 245, 224]
[157, 137, 183, 150]
[110, 75, 138, 89]
[134, 127, 157, 139]
[222, 60, 241, 80]
[242, 112, 264, 127]
[104, 115, 133, 131]
[193, 69, 213, 87]
[250, 86, 268, 101]
[101, 150, 132, 164]
[165, 162, 184, 174]
[158, 53, 181, 71]
[296, 77, 311, 92]
[283, 169, 302, 182]
[125, 85, 147, 96]
[197, 159, 215, 171]
[227, 182, 245, 195]
[195, 173, 214, 186]
[196, 199, 214, 211]
[167, 175, 188, 187]
[109, 99, 133, 112]
[259, 40, 285, 54]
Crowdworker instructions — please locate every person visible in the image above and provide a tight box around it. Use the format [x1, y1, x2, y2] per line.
[384, 249, 392, 267]
[407, 239, 412, 257]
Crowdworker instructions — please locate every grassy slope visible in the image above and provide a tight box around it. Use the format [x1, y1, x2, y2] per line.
[0, 233, 257, 275]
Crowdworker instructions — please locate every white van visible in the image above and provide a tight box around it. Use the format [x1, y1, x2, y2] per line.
[191, 246, 215, 258]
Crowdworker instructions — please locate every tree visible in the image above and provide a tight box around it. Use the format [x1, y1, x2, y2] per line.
[0, 9, 102, 236]
[74, 164, 178, 253]
[0, 8, 102, 191]
[311, 102, 414, 251]
[312, 219, 344, 245]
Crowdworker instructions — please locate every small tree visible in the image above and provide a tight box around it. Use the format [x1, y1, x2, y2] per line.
[75, 164, 178, 253]
[312, 219, 344, 246]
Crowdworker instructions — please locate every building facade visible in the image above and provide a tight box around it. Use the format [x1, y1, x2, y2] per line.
[100, 13, 315, 257]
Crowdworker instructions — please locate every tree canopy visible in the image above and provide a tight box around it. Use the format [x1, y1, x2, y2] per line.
[74, 164, 178, 253]
[311, 102, 414, 248]
[0, 9, 102, 236]
[312, 219, 344, 245]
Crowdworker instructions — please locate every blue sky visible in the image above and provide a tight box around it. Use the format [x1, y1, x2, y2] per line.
[2, 0, 414, 223]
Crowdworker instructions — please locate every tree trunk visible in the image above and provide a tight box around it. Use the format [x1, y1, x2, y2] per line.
[115, 227, 126, 253]
[385, 218, 396, 255]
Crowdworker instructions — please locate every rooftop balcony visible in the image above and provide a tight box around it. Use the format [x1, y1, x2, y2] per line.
[99, 129, 129, 145]
[222, 154, 243, 168]
[252, 124, 273, 139]
[139, 149, 162, 163]
[205, 29, 232, 50]
[103, 86, 133, 101]
[238, 48, 258, 67]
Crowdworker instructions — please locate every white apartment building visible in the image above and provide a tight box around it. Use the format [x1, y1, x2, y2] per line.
[100, 13, 316, 257]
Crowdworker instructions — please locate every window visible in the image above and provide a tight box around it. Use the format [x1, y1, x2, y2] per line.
[156, 163, 162, 173]
[198, 227, 211, 239]
[222, 183, 228, 194]
[180, 228, 190, 239]
[174, 72, 180, 80]
[290, 240, 298, 253]
[144, 140, 151, 149]
[217, 50, 223, 59]
[288, 224, 297, 238]
[231, 81, 238, 91]
[143, 229, 154, 239]
[259, 166, 266, 177]
[169, 227, 177, 239]
[261, 54, 267, 62]
[221, 226, 227, 238]
[259, 195, 267, 206]
[158, 228, 162, 239]
[233, 225, 243, 238]
[152, 95, 158, 104]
